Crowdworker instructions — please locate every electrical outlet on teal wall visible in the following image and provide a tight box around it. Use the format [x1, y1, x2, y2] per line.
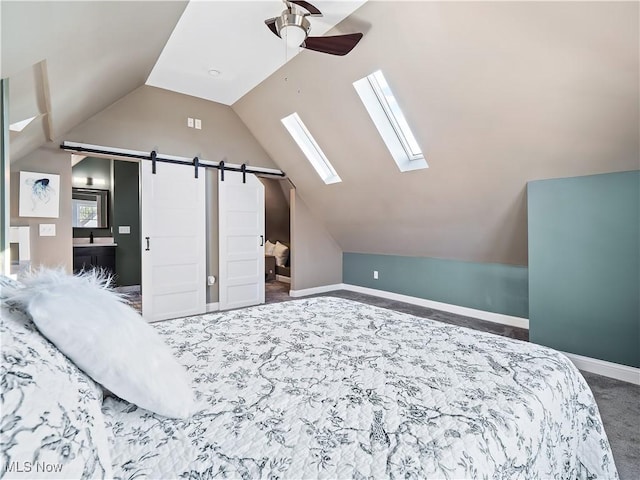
[343, 253, 529, 318]
[528, 170, 639, 368]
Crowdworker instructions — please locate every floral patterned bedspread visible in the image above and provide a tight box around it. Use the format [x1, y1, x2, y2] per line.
[103, 297, 617, 479]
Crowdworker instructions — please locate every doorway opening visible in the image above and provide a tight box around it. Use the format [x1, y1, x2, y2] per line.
[260, 177, 292, 304]
[70, 155, 142, 312]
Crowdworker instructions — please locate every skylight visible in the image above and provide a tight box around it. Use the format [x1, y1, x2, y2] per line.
[9, 115, 37, 132]
[353, 70, 428, 172]
[281, 112, 342, 185]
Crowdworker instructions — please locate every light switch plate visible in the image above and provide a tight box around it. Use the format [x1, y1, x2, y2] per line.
[39, 224, 56, 237]
[195, 118, 202, 130]
[187, 117, 194, 128]
[119, 225, 131, 234]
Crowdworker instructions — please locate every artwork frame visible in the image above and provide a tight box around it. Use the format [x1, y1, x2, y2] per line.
[19, 171, 60, 218]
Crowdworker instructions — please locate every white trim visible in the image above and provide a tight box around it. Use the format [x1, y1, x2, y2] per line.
[353, 73, 427, 173]
[288, 283, 528, 329]
[341, 284, 529, 329]
[289, 284, 343, 297]
[281, 113, 341, 185]
[205, 302, 219, 313]
[9, 226, 30, 261]
[562, 351, 640, 385]
[276, 275, 291, 284]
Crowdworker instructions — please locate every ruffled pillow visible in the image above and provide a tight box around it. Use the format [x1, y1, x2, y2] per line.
[5, 268, 194, 419]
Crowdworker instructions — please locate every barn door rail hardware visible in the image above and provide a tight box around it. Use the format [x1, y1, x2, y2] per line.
[60, 141, 286, 179]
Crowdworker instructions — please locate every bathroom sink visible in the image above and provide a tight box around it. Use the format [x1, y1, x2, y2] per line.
[73, 237, 117, 247]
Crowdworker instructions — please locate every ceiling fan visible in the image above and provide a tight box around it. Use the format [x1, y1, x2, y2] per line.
[265, 0, 363, 56]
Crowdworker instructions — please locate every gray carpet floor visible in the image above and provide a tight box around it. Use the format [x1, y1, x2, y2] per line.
[265, 281, 640, 479]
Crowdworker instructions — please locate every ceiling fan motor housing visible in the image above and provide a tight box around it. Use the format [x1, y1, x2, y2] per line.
[265, 1, 363, 56]
[276, 12, 311, 44]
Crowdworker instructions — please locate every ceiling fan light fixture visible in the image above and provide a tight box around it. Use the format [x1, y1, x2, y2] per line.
[281, 25, 307, 48]
[265, 1, 363, 56]
[276, 12, 310, 47]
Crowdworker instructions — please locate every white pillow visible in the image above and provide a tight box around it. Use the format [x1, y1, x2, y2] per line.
[5, 268, 194, 419]
[264, 240, 276, 256]
[274, 241, 290, 267]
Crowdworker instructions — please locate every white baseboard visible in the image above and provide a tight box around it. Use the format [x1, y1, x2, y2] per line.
[288, 283, 527, 329]
[341, 284, 529, 330]
[276, 275, 291, 284]
[205, 302, 219, 313]
[289, 284, 343, 297]
[562, 351, 640, 385]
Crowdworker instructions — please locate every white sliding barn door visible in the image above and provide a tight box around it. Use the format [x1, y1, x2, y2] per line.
[141, 161, 206, 322]
[219, 170, 265, 310]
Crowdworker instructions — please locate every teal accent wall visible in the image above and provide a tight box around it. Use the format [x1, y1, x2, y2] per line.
[343, 253, 529, 318]
[528, 171, 640, 368]
[112, 161, 141, 286]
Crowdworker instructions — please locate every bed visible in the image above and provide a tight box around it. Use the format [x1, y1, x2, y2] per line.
[1, 289, 618, 479]
[265, 240, 290, 280]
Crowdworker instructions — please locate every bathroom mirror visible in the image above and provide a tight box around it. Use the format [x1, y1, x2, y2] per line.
[72, 188, 109, 228]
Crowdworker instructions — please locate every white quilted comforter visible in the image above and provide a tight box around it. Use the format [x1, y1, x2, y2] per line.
[103, 297, 617, 479]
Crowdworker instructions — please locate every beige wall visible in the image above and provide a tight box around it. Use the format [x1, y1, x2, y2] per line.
[9, 85, 345, 295]
[291, 190, 342, 291]
[10, 86, 278, 298]
[66, 85, 282, 301]
[67, 85, 278, 169]
[10, 147, 73, 271]
[233, 1, 639, 266]
[205, 168, 218, 303]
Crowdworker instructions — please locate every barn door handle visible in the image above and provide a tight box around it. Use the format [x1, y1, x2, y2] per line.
[260, 235, 264, 247]
[145, 237, 150, 251]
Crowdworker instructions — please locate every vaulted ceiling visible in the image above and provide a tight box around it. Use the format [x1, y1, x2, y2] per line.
[2, 0, 188, 160]
[2, 0, 365, 162]
[2, 1, 638, 266]
[147, 0, 367, 105]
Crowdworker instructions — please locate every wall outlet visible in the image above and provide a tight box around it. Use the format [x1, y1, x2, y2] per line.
[118, 226, 131, 234]
[207, 275, 216, 286]
[39, 224, 56, 237]
[195, 118, 202, 130]
[187, 117, 194, 128]
[373, 270, 379, 280]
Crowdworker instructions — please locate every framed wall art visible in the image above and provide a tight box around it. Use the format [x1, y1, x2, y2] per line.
[19, 171, 60, 218]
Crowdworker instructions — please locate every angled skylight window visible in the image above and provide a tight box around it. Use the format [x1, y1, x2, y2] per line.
[353, 70, 428, 172]
[9, 115, 37, 132]
[281, 112, 342, 185]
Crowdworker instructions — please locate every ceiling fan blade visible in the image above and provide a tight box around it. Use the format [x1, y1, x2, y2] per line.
[303, 33, 363, 56]
[265, 17, 280, 37]
[289, 1, 322, 16]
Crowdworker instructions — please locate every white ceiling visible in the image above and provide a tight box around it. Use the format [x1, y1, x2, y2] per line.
[146, 0, 367, 105]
